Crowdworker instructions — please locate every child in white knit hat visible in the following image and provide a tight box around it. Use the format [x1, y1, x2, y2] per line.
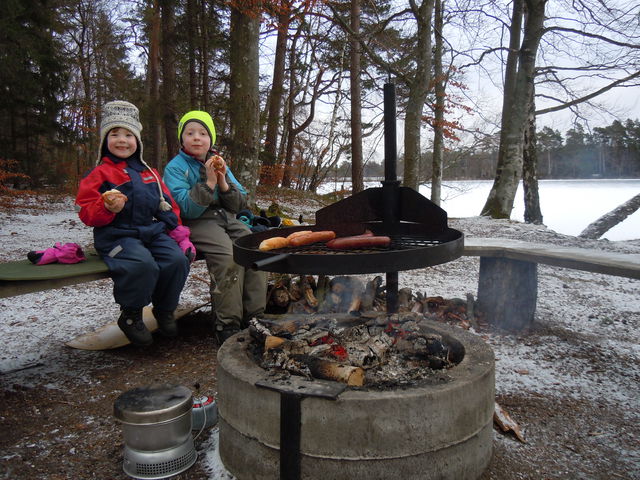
[76, 100, 195, 346]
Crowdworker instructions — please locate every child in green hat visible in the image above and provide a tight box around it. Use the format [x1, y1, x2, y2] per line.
[163, 110, 267, 344]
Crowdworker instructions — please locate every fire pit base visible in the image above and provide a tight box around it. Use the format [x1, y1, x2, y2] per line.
[217, 320, 494, 480]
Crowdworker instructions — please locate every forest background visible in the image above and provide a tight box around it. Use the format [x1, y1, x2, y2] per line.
[1, 0, 639, 225]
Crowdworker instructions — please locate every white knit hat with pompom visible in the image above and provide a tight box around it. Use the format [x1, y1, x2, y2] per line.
[98, 101, 171, 211]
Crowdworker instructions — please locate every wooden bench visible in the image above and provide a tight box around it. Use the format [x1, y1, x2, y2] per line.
[3, 239, 639, 333]
[463, 238, 640, 330]
[0, 254, 109, 299]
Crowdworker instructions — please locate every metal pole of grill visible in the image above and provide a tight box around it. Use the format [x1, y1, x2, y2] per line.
[383, 81, 400, 314]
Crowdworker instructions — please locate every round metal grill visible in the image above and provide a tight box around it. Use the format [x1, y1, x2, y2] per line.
[233, 225, 464, 275]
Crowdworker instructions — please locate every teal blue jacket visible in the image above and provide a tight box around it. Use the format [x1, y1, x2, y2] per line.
[163, 150, 247, 219]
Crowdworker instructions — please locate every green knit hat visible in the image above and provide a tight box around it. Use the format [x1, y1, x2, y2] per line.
[177, 110, 216, 146]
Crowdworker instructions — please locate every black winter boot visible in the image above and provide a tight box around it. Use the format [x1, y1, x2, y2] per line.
[152, 308, 177, 337]
[117, 308, 153, 346]
[215, 323, 240, 345]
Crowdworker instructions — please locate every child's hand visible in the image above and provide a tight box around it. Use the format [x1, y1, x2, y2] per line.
[102, 190, 127, 213]
[205, 155, 226, 176]
[205, 155, 230, 192]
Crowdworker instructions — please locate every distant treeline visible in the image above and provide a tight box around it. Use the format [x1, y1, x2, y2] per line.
[342, 119, 640, 181]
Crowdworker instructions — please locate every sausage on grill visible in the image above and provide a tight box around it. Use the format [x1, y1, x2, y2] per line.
[326, 235, 391, 250]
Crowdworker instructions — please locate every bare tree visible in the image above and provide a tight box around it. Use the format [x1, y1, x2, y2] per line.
[349, 0, 364, 193]
[430, 0, 445, 205]
[475, 0, 640, 219]
[523, 84, 543, 224]
[146, 0, 162, 169]
[229, 2, 261, 202]
[579, 193, 640, 239]
[260, 1, 292, 186]
[160, 0, 178, 164]
[329, 1, 436, 191]
[480, 0, 545, 219]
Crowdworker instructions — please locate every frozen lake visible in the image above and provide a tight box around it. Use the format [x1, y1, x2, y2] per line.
[319, 179, 640, 241]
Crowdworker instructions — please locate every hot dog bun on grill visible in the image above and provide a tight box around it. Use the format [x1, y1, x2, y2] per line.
[259, 236, 288, 251]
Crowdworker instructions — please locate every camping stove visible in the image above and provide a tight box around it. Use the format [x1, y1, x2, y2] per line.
[114, 384, 197, 480]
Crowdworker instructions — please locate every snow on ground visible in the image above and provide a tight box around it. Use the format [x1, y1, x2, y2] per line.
[1, 195, 639, 477]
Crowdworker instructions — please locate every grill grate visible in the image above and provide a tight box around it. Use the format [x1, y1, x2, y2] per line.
[262, 235, 446, 256]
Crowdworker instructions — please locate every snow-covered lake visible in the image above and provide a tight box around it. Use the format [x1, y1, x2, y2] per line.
[320, 179, 640, 241]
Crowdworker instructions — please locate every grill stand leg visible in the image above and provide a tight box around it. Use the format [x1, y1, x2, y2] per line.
[280, 392, 302, 480]
[256, 379, 346, 480]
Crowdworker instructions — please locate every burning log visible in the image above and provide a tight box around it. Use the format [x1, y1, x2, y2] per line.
[295, 355, 365, 386]
[265, 335, 286, 351]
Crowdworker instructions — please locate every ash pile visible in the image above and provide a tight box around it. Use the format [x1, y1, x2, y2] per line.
[245, 274, 476, 390]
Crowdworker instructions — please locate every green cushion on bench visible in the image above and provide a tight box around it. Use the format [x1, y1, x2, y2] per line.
[0, 254, 109, 281]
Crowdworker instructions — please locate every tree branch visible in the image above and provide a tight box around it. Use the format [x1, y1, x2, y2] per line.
[544, 26, 640, 50]
[535, 70, 640, 115]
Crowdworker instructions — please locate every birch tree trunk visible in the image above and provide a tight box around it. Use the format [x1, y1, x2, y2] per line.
[430, 0, 445, 206]
[523, 84, 543, 224]
[481, 0, 546, 218]
[229, 5, 261, 202]
[350, 0, 364, 194]
[403, 0, 434, 191]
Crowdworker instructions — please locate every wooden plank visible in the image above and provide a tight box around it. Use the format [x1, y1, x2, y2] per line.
[0, 272, 110, 299]
[0, 255, 110, 299]
[463, 238, 640, 279]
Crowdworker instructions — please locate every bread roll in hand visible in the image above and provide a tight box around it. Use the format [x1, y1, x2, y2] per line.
[211, 155, 225, 171]
[102, 189, 128, 207]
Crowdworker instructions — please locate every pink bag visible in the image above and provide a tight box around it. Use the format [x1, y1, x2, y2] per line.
[28, 242, 87, 265]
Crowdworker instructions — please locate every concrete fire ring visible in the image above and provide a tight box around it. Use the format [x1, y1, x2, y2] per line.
[217, 320, 495, 480]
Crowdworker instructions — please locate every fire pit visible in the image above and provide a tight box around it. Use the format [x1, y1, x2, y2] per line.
[221, 83, 494, 479]
[217, 319, 494, 479]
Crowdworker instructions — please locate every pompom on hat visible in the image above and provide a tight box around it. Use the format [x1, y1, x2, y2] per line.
[177, 110, 216, 146]
[98, 100, 171, 211]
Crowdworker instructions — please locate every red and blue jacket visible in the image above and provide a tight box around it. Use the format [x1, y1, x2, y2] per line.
[76, 155, 182, 252]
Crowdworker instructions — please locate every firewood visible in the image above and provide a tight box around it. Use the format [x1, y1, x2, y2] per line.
[361, 279, 376, 311]
[297, 355, 365, 386]
[265, 335, 287, 351]
[270, 286, 291, 308]
[287, 299, 316, 314]
[288, 279, 302, 302]
[494, 402, 526, 443]
[259, 317, 299, 335]
[398, 287, 412, 311]
[315, 275, 330, 305]
[301, 275, 318, 308]
[410, 300, 423, 313]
